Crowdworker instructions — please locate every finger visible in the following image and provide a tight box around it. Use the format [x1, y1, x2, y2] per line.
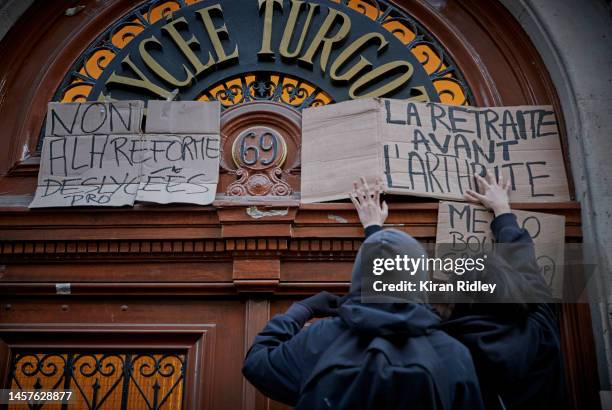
[373, 182, 382, 203]
[465, 189, 486, 202]
[464, 192, 480, 203]
[351, 182, 359, 198]
[498, 174, 505, 188]
[360, 177, 371, 197]
[349, 192, 361, 208]
[475, 174, 489, 192]
[353, 178, 363, 189]
[359, 176, 367, 188]
[356, 188, 367, 202]
[358, 186, 368, 201]
[374, 177, 382, 189]
[381, 201, 389, 220]
[485, 169, 495, 185]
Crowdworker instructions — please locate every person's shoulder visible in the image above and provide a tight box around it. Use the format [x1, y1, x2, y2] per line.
[297, 317, 347, 356]
[300, 317, 346, 340]
[428, 328, 474, 361]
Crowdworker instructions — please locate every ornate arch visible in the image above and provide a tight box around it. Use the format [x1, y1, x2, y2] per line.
[0, 0, 566, 175]
[54, 0, 472, 109]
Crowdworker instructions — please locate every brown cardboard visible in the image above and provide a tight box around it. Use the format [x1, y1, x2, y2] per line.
[45, 101, 144, 136]
[435, 201, 565, 298]
[301, 98, 571, 203]
[146, 101, 220, 134]
[29, 134, 142, 207]
[136, 134, 220, 205]
[31, 101, 221, 207]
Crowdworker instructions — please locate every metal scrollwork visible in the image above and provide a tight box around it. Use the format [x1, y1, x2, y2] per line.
[54, 0, 204, 104]
[199, 73, 333, 111]
[8, 351, 186, 410]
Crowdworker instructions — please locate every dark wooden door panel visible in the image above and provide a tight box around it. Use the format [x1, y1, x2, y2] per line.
[0, 297, 246, 410]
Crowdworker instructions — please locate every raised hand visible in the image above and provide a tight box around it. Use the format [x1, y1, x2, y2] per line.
[349, 177, 388, 228]
[297, 291, 341, 318]
[465, 170, 512, 217]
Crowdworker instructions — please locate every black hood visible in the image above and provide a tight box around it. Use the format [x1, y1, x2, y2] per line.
[338, 297, 440, 337]
[340, 229, 439, 337]
[350, 228, 428, 296]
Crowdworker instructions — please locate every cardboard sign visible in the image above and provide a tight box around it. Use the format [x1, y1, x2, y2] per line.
[435, 201, 565, 298]
[31, 101, 220, 208]
[301, 98, 570, 203]
[136, 134, 220, 205]
[29, 134, 143, 207]
[46, 101, 144, 136]
[146, 101, 220, 134]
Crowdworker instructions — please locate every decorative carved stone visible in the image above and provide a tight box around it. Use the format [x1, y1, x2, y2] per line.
[226, 126, 292, 196]
[219, 102, 301, 199]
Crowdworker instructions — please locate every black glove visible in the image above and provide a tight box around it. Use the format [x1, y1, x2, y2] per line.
[285, 291, 340, 325]
[297, 291, 341, 318]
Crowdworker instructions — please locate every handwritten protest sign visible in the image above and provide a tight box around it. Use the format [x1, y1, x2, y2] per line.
[45, 101, 144, 136]
[30, 101, 220, 208]
[435, 201, 565, 298]
[137, 101, 220, 204]
[29, 134, 143, 207]
[301, 98, 570, 203]
[136, 134, 220, 205]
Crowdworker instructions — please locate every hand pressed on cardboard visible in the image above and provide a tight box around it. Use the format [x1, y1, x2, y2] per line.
[350, 177, 388, 229]
[465, 170, 512, 217]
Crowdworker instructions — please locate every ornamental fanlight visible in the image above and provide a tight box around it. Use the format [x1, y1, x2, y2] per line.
[52, 0, 472, 108]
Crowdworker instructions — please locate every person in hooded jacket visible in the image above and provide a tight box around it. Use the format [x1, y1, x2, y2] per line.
[438, 171, 566, 410]
[352, 171, 565, 409]
[242, 179, 484, 410]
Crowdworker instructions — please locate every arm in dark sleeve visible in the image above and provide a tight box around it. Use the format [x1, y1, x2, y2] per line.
[491, 213, 532, 245]
[364, 225, 382, 239]
[490, 213, 552, 300]
[242, 304, 310, 405]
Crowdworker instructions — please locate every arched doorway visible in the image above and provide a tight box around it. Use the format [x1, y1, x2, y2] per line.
[0, 0, 598, 409]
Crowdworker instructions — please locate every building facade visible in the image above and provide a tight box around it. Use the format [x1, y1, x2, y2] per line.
[0, 0, 610, 409]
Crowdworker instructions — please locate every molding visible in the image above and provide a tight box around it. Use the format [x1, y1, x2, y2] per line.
[0, 282, 351, 296]
[0, 202, 583, 294]
[6, 156, 39, 176]
[242, 298, 270, 410]
[0, 203, 582, 258]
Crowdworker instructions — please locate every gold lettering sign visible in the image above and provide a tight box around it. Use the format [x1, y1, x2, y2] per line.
[278, 0, 319, 59]
[91, 1, 458, 105]
[196, 5, 239, 64]
[162, 16, 215, 76]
